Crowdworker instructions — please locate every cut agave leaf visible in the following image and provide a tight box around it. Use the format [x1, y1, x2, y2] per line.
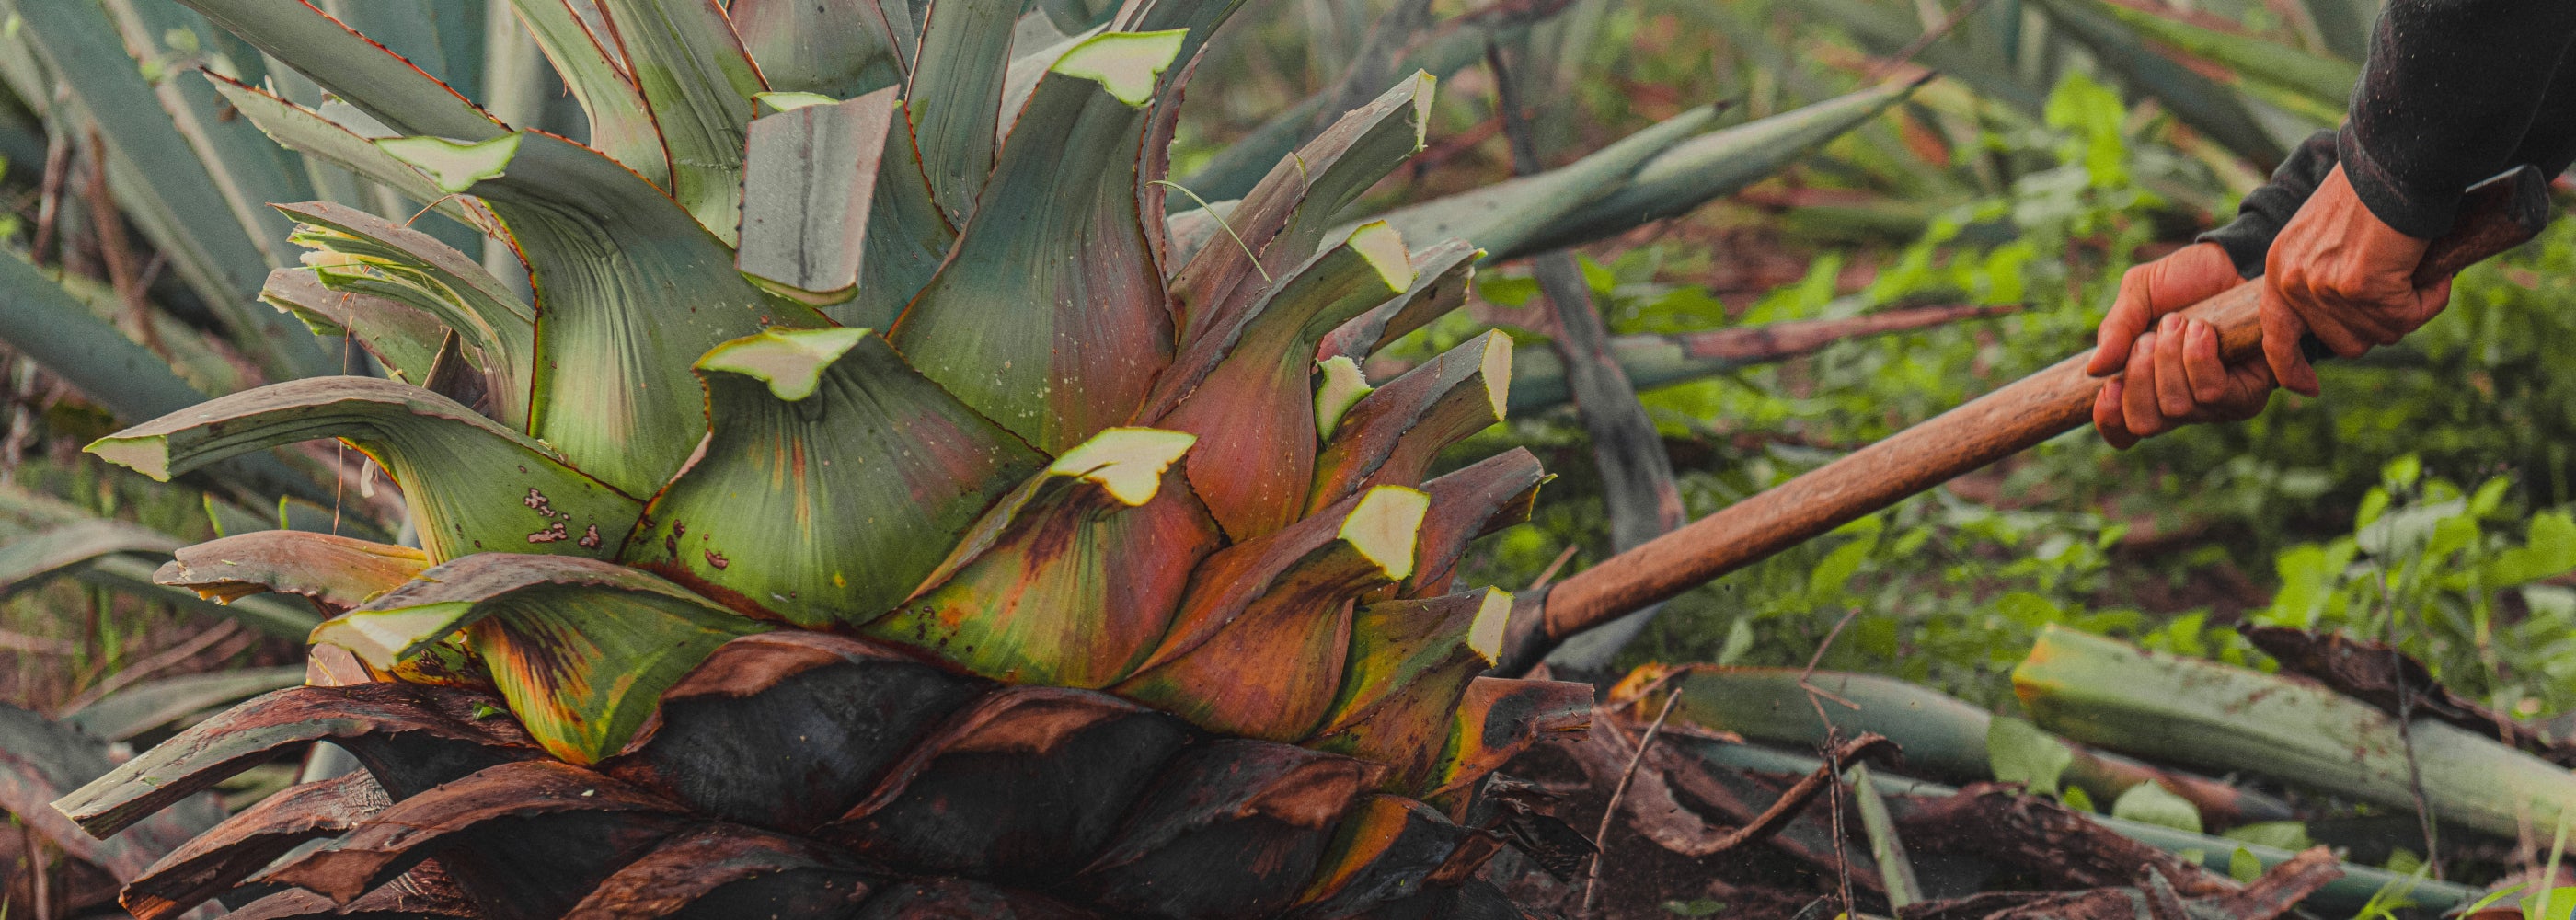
[60, 666, 307, 742]
[261, 267, 447, 385]
[1365, 102, 1721, 263]
[1309, 329, 1510, 513]
[155, 530, 429, 614]
[1420, 677, 1593, 804]
[0, 704, 221, 887]
[601, 631, 988, 833]
[1308, 589, 1510, 793]
[559, 824, 879, 918]
[1117, 485, 1428, 740]
[839, 93, 959, 329]
[1154, 223, 1414, 540]
[209, 75, 501, 236]
[593, 0, 770, 244]
[1316, 238, 1481, 362]
[732, 0, 912, 100]
[1293, 794, 1478, 916]
[52, 682, 539, 839]
[505, 0, 671, 189]
[170, 0, 506, 141]
[121, 771, 392, 920]
[1168, 73, 1432, 346]
[891, 29, 1187, 454]
[628, 327, 1043, 628]
[86, 376, 641, 563]
[870, 426, 1217, 686]
[221, 864, 479, 919]
[904, 0, 1023, 224]
[1071, 740, 1380, 919]
[737, 88, 896, 307]
[1405, 448, 1546, 598]
[281, 200, 535, 428]
[316, 554, 770, 765]
[457, 131, 831, 497]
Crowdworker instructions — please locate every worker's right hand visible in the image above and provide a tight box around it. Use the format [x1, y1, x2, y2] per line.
[2087, 242, 2277, 449]
[2255, 164, 2452, 397]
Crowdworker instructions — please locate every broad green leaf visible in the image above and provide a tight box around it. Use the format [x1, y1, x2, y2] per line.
[2112, 781, 2206, 834]
[505, 0, 670, 189]
[87, 375, 642, 564]
[1986, 715, 2073, 798]
[0, 251, 211, 425]
[281, 200, 535, 428]
[461, 131, 829, 496]
[170, 0, 504, 141]
[318, 553, 764, 764]
[13, 0, 330, 380]
[891, 29, 1186, 454]
[61, 666, 305, 742]
[626, 328, 1044, 629]
[211, 75, 500, 235]
[1153, 223, 1411, 540]
[737, 88, 895, 308]
[836, 93, 958, 328]
[870, 426, 1219, 686]
[155, 530, 430, 613]
[905, 0, 1025, 224]
[731, 0, 910, 99]
[593, 0, 769, 244]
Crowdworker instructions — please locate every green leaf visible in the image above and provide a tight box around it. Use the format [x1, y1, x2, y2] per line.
[903, 0, 1020, 225]
[891, 29, 1186, 454]
[103, 0, 318, 264]
[1986, 715, 2073, 798]
[593, 0, 769, 244]
[2062, 785, 2096, 813]
[0, 251, 210, 424]
[377, 132, 520, 194]
[732, 0, 910, 99]
[87, 375, 642, 565]
[210, 75, 500, 234]
[2032, 0, 2287, 166]
[2223, 821, 2314, 852]
[280, 200, 536, 428]
[2076, 0, 2358, 108]
[462, 130, 829, 496]
[504, 0, 669, 188]
[155, 530, 429, 614]
[736, 88, 895, 307]
[169, 0, 503, 141]
[1310, 330, 1509, 513]
[2228, 846, 2262, 883]
[1805, 531, 1880, 607]
[0, 518, 181, 597]
[61, 666, 306, 742]
[317, 553, 765, 764]
[625, 328, 1044, 629]
[261, 268, 446, 385]
[2111, 781, 2205, 834]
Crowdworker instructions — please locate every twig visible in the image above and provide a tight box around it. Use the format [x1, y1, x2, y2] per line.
[1800, 608, 1865, 712]
[1583, 689, 1682, 915]
[59, 620, 247, 716]
[2393, 645, 2443, 880]
[1697, 733, 1896, 857]
[81, 128, 165, 357]
[1527, 543, 1583, 593]
[29, 116, 72, 270]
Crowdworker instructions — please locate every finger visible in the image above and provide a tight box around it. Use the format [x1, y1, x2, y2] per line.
[2153, 314, 2196, 420]
[2124, 328, 2167, 437]
[2260, 283, 2321, 397]
[2412, 275, 2455, 330]
[2215, 362, 2276, 421]
[2090, 268, 2156, 376]
[2161, 243, 2244, 305]
[2096, 379, 2139, 449]
[2180, 319, 2230, 408]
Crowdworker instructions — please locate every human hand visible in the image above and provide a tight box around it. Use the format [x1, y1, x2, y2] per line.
[2257, 163, 2450, 397]
[2087, 242, 2276, 448]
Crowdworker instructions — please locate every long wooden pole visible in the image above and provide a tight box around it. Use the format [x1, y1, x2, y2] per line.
[1497, 166, 2555, 674]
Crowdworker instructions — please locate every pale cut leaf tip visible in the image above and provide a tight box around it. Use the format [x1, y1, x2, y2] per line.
[1408, 71, 1437, 149]
[312, 601, 476, 670]
[1049, 427, 1196, 506]
[1344, 485, 1431, 581]
[379, 133, 523, 194]
[1050, 29, 1190, 107]
[696, 327, 872, 402]
[86, 435, 174, 482]
[1466, 587, 1511, 664]
[1314, 357, 1372, 440]
[1346, 222, 1416, 292]
[1473, 330, 1513, 420]
[755, 91, 841, 114]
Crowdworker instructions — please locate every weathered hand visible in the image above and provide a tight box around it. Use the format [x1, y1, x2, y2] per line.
[2258, 163, 2451, 397]
[2087, 242, 2274, 448]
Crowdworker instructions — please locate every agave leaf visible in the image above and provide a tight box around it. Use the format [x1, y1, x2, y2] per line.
[1421, 676, 1592, 803]
[168, 0, 501, 140]
[1294, 794, 1474, 915]
[1117, 485, 1427, 740]
[60, 666, 307, 743]
[260, 759, 685, 914]
[316, 554, 768, 765]
[562, 824, 878, 917]
[1, 704, 223, 886]
[1406, 448, 1545, 598]
[223, 867, 480, 919]
[870, 427, 1217, 686]
[1308, 589, 1509, 792]
[0, 515, 182, 597]
[280, 201, 537, 427]
[1071, 740, 1379, 919]
[1498, 303, 2018, 415]
[75, 553, 329, 639]
[891, 29, 1184, 454]
[737, 88, 895, 308]
[732, 0, 911, 98]
[505, 0, 670, 188]
[13, 0, 332, 380]
[122, 771, 391, 920]
[315, 0, 486, 98]
[1153, 223, 1412, 540]
[1317, 239, 1480, 362]
[1313, 357, 1374, 441]
[1168, 73, 1432, 346]
[2033, 0, 2287, 166]
[906, 0, 1029, 224]
[600, 631, 988, 832]
[53, 681, 539, 839]
[839, 93, 958, 328]
[86, 376, 642, 564]
[155, 530, 430, 614]
[99, 0, 318, 266]
[2076, 0, 2358, 107]
[210, 75, 501, 235]
[1771, 0, 2048, 115]
[590, 0, 767, 244]
[826, 687, 1192, 881]
[261, 268, 447, 385]
[457, 131, 829, 497]
[1363, 102, 1719, 264]
[0, 251, 214, 424]
[627, 328, 1042, 628]
[1310, 330, 1510, 513]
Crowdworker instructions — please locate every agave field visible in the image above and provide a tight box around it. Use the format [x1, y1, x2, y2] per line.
[3, 0, 2576, 918]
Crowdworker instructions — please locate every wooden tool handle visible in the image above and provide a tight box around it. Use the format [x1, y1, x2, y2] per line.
[1502, 166, 2554, 674]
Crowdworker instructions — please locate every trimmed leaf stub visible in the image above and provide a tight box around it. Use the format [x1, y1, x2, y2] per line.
[753, 90, 841, 113]
[378, 134, 523, 194]
[694, 326, 871, 402]
[1045, 426, 1196, 505]
[1049, 29, 1189, 107]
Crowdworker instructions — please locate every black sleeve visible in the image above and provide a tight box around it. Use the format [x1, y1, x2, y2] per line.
[2193, 2, 2576, 277]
